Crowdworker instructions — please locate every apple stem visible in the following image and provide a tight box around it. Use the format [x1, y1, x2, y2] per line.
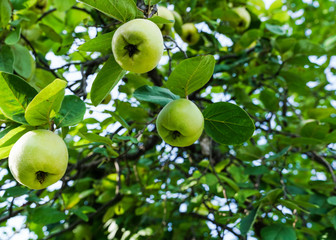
[36, 171, 48, 184]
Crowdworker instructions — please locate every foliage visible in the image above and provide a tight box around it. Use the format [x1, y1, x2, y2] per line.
[0, 0, 336, 239]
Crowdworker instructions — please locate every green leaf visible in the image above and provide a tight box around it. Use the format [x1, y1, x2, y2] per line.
[300, 121, 329, 140]
[148, 16, 174, 25]
[259, 89, 279, 112]
[25, 79, 67, 126]
[265, 23, 286, 35]
[294, 39, 326, 56]
[79, 131, 113, 146]
[203, 102, 255, 145]
[78, 31, 114, 53]
[5, 25, 21, 45]
[240, 206, 260, 236]
[166, 55, 215, 98]
[0, 45, 14, 73]
[327, 196, 336, 206]
[91, 56, 126, 106]
[280, 71, 309, 94]
[39, 23, 62, 43]
[218, 174, 240, 192]
[244, 166, 268, 175]
[54, 0, 76, 11]
[78, 0, 138, 22]
[0, 72, 37, 124]
[0, 0, 11, 28]
[133, 85, 180, 106]
[0, 125, 33, 158]
[4, 186, 30, 197]
[11, 44, 35, 79]
[54, 95, 86, 127]
[29, 206, 67, 225]
[261, 224, 296, 240]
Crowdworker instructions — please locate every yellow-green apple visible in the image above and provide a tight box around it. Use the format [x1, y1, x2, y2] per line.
[156, 6, 175, 35]
[112, 19, 164, 74]
[181, 23, 200, 45]
[73, 224, 92, 240]
[172, 10, 183, 36]
[8, 129, 68, 190]
[156, 99, 204, 147]
[232, 7, 251, 32]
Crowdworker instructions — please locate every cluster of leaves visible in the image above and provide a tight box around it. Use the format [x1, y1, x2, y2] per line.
[0, 0, 336, 239]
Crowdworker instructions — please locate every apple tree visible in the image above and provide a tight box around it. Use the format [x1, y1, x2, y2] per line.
[0, 0, 336, 239]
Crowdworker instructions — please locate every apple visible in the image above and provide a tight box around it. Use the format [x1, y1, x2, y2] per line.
[73, 224, 92, 240]
[232, 7, 251, 32]
[156, 99, 204, 147]
[102, 93, 112, 104]
[181, 23, 200, 46]
[172, 10, 183, 36]
[8, 129, 68, 190]
[112, 19, 164, 74]
[156, 6, 175, 35]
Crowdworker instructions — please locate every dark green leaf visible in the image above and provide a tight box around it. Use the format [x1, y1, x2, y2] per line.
[203, 102, 255, 145]
[91, 56, 126, 106]
[327, 196, 336, 206]
[294, 39, 326, 56]
[166, 55, 215, 98]
[261, 224, 296, 240]
[29, 206, 67, 225]
[133, 85, 180, 106]
[0, 72, 37, 124]
[39, 23, 63, 43]
[54, 95, 86, 127]
[0, 45, 14, 73]
[4, 186, 30, 197]
[259, 89, 279, 112]
[240, 206, 259, 235]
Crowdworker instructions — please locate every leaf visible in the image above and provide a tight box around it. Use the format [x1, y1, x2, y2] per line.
[148, 16, 174, 25]
[5, 25, 21, 45]
[133, 85, 180, 106]
[0, 125, 34, 159]
[78, 31, 114, 53]
[261, 224, 296, 240]
[53, 0, 76, 11]
[29, 206, 67, 225]
[78, 0, 138, 22]
[166, 55, 216, 98]
[11, 44, 35, 79]
[244, 166, 268, 175]
[327, 196, 336, 206]
[0, 72, 37, 124]
[0, 45, 14, 73]
[0, 0, 11, 28]
[54, 95, 86, 127]
[265, 23, 286, 35]
[3, 186, 30, 197]
[39, 23, 62, 43]
[294, 39, 326, 56]
[203, 102, 255, 145]
[240, 206, 260, 236]
[91, 56, 126, 106]
[259, 89, 279, 112]
[25, 79, 67, 126]
[218, 174, 240, 192]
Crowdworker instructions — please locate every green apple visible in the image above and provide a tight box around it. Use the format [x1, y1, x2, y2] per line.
[8, 129, 68, 190]
[156, 99, 204, 147]
[112, 19, 164, 74]
[102, 93, 112, 104]
[181, 23, 200, 46]
[156, 6, 175, 35]
[172, 10, 183, 36]
[73, 224, 92, 240]
[232, 7, 251, 32]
